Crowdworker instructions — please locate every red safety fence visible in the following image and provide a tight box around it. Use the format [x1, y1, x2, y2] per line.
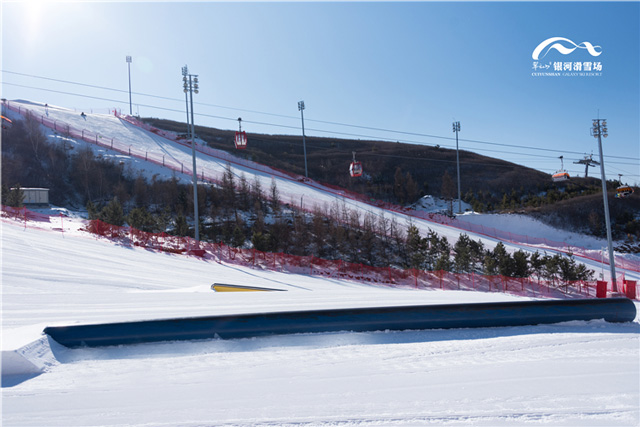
[80, 219, 640, 300]
[4, 100, 639, 274]
[2, 205, 637, 300]
[109, 110, 640, 275]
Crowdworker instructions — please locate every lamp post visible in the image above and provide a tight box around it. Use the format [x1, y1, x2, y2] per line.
[182, 66, 200, 242]
[592, 118, 617, 292]
[453, 121, 461, 214]
[298, 101, 308, 179]
[126, 56, 132, 115]
[182, 66, 191, 138]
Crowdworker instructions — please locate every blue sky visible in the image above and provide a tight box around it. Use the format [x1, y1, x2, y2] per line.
[2, 1, 638, 185]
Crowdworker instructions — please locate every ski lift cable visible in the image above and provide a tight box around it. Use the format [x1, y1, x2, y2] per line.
[244, 135, 591, 172]
[5, 71, 639, 162]
[4, 77, 639, 164]
[4, 81, 638, 171]
[4, 81, 634, 181]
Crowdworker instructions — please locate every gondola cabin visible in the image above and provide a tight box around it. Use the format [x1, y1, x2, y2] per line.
[552, 156, 569, 182]
[349, 161, 363, 177]
[615, 185, 634, 198]
[552, 171, 570, 182]
[349, 151, 363, 177]
[234, 117, 247, 149]
[234, 131, 247, 149]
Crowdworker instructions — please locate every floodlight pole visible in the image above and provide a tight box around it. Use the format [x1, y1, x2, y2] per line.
[126, 56, 132, 115]
[453, 121, 461, 214]
[298, 101, 308, 178]
[592, 118, 617, 292]
[182, 66, 190, 138]
[182, 67, 200, 243]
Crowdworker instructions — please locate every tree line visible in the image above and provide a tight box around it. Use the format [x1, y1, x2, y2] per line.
[2, 114, 595, 284]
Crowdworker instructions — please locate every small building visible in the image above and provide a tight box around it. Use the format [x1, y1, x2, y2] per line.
[11, 188, 49, 207]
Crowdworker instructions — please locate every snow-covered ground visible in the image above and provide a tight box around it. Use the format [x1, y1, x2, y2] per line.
[4, 99, 639, 281]
[2, 216, 639, 426]
[2, 100, 640, 426]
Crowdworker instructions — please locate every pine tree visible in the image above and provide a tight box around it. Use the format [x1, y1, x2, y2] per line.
[492, 242, 514, 276]
[469, 238, 485, 272]
[270, 178, 281, 215]
[434, 251, 452, 272]
[174, 213, 189, 237]
[311, 207, 327, 257]
[238, 173, 250, 211]
[453, 234, 473, 273]
[221, 163, 236, 211]
[232, 224, 245, 248]
[424, 229, 442, 270]
[512, 250, 530, 278]
[543, 254, 561, 285]
[99, 197, 125, 226]
[128, 206, 156, 232]
[529, 252, 545, 283]
[155, 207, 172, 233]
[6, 184, 24, 207]
[483, 252, 498, 275]
[406, 224, 426, 269]
[252, 176, 265, 213]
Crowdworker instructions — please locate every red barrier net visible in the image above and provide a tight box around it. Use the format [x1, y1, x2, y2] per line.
[4, 100, 639, 274]
[83, 217, 632, 300]
[3, 205, 636, 300]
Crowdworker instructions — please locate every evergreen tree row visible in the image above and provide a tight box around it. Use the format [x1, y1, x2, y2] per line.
[0, 114, 597, 281]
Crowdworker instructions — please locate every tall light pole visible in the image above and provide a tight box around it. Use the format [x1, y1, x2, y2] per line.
[298, 100, 308, 179]
[182, 67, 200, 242]
[592, 118, 617, 292]
[182, 65, 191, 138]
[453, 121, 461, 214]
[126, 56, 132, 115]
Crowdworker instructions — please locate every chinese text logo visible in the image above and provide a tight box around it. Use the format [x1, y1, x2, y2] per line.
[531, 37, 603, 77]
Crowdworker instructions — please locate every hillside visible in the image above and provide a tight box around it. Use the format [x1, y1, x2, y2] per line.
[143, 117, 640, 241]
[142, 117, 553, 203]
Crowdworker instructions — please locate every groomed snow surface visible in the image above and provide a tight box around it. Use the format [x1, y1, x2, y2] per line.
[2, 215, 639, 427]
[2, 101, 639, 426]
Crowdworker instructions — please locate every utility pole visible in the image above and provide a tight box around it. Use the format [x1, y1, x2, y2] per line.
[453, 121, 461, 214]
[182, 66, 200, 242]
[573, 153, 599, 178]
[126, 56, 132, 115]
[298, 101, 308, 179]
[592, 118, 617, 292]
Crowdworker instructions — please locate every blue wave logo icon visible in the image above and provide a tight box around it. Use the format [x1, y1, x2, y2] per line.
[532, 37, 602, 60]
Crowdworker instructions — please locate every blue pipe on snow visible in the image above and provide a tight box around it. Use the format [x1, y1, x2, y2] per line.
[44, 298, 637, 348]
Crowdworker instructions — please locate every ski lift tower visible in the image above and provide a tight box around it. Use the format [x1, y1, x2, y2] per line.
[298, 101, 308, 179]
[573, 153, 600, 178]
[592, 118, 617, 293]
[126, 56, 132, 115]
[182, 66, 200, 243]
[453, 121, 461, 214]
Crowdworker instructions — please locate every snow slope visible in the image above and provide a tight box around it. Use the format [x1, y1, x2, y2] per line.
[4, 100, 639, 282]
[2, 217, 639, 426]
[3, 100, 640, 425]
